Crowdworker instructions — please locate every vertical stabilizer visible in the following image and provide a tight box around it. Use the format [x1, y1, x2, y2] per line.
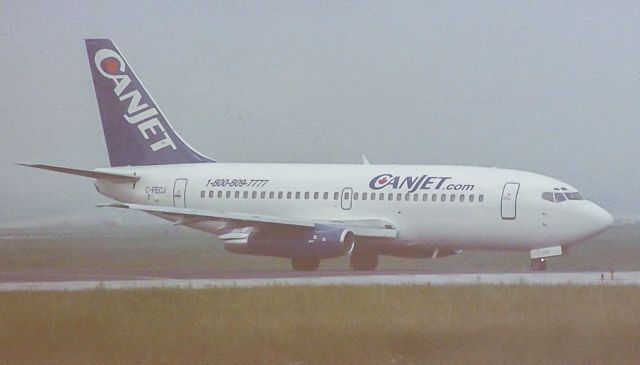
[85, 39, 214, 167]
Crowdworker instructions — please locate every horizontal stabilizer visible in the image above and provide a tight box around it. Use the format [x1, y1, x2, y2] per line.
[17, 163, 139, 182]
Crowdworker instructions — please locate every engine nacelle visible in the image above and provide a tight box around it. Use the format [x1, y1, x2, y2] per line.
[224, 224, 355, 260]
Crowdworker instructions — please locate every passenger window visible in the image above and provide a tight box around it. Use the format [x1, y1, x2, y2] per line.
[441, 194, 446, 202]
[450, 194, 455, 202]
[423, 194, 428, 201]
[209, 191, 214, 198]
[334, 192, 339, 200]
[542, 192, 554, 202]
[304, 192, 310, 200]
[405, 193, 410, 201]
[469, 194, 474, 202]
[323, 192, 329, 200]
[200, 190, 205, 198]
[397, 193, 402, 201]
[353, 192, 359, 200]
[226, 191, 231, 198]
[252, 191, 257, 199]
[260, 191, 266, 199]
[243, 191, 248, 199]
[278, 191, 283, 199]
[379, 193, 384, 201]
[460, 194, 465, 202]
[218, 191, 223, 198]
[235, 191, 240, 199]
[432, 194, 437, 202]
[344, 192, 350, 200]
[314, 192, 319, 200]
[413, 194, 419, 201]
[554, 193, 567, 202]
[295, 192, 301, 199]
[388, 193, 394, 201]
[478, 194, 484, 203]
[362, 192, 368, 200]
[371, 193, 376, 201]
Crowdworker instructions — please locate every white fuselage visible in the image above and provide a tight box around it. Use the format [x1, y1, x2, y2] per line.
[96, 163, 613, 252]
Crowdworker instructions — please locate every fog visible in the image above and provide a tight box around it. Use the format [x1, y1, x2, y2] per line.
[1, 1, 639, 226]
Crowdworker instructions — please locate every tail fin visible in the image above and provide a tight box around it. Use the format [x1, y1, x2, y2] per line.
[85, 39, 214, 167]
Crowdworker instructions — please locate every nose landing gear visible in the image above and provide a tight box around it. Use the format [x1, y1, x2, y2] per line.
[529, 246, 562, 272]
[530, 258, 547, 271]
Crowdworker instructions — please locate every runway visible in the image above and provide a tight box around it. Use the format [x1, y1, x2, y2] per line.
[1, 271, 639, 291]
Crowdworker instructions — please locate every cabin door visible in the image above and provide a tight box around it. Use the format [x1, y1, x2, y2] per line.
[501, 182, 520, 220]
[173, 178, 188, 208]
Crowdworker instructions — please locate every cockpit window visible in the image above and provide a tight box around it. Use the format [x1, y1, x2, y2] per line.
[565, 192, 583, 200]
[554, 193, 567, 202]
[542, 190, 583, 202]
[542, 192, 554, 202]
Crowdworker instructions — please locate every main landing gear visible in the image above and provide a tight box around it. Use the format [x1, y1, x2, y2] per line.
[349, 250, 379, 271]
[291, 257, 320, 271]
[530, 258, 547, 271]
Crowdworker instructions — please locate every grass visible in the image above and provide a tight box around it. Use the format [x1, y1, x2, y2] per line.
[1, 285, 640, 364]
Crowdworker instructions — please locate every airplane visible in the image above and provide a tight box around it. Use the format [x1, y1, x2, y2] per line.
[20, 39, 614, 272]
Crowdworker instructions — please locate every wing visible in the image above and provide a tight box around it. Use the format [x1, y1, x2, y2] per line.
[99, 203, 398, 238]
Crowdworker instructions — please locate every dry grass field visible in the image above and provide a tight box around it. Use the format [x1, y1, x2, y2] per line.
[1, 285, 640, 364]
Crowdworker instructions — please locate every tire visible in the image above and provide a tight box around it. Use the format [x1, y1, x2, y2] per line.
[291, 257, 320, 271]
[350, 250, 379, 271]
[531, 258, 547, 271]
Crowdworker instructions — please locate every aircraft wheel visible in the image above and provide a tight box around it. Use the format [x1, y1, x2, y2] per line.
[291, 257, 320, 271]
[350, 251, 379, 271]
[531, 258, 547, 271]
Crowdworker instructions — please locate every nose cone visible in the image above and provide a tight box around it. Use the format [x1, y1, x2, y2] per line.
[583, 202, 615, 236]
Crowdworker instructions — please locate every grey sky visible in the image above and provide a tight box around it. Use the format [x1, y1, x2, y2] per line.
[1, 1, 639, 225]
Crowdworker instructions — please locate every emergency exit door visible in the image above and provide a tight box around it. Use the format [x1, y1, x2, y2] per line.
[173, 178, 188, 208]
[501, 182, 520, 220]
[341, 187, 353, 210]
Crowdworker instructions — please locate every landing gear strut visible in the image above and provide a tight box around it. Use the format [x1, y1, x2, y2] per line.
[529, 246, 562, 271]
[291, 257, 320, 271]
[530, 258, 547, 271]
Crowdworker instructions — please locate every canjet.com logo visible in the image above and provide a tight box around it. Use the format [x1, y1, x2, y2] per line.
[369, 174, 475, 193]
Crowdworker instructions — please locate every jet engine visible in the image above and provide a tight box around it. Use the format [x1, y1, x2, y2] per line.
[223, 224, 355, 260]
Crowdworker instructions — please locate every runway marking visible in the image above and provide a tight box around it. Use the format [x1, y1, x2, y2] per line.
[0, 272, 639, 291]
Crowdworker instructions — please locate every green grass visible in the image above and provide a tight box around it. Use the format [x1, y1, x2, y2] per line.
[1, 285, 640, 364]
